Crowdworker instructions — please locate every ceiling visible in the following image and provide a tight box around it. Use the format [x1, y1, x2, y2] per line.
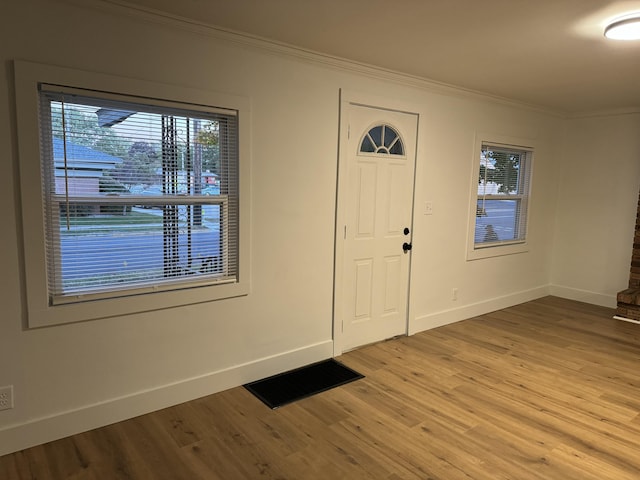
[113, 0, 640, 115]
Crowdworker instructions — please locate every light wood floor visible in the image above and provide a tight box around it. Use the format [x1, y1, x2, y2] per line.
[3, 296, 640, 479]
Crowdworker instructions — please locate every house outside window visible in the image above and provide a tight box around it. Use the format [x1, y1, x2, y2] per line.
[468, 135, 534, 260]
[15, 61, 250, 327]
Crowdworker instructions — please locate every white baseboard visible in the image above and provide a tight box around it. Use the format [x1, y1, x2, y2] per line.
[0, 340, 333, 457]
[613, 315, 640, 324]
[0, 284, 618, 457]
[409, 285, 550, 334]
[548, 284, 617, 308]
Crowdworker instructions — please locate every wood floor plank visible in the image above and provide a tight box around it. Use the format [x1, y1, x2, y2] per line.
[2, 296, 640, 479]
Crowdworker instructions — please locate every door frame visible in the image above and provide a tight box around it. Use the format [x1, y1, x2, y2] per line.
[333, 90, 420, 356]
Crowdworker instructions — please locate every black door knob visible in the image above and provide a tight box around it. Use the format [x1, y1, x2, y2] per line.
[403, 242, 412, 253]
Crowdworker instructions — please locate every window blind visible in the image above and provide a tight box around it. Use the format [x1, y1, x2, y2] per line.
[38, 85, 239, 304]
[475, 143, 531, 248]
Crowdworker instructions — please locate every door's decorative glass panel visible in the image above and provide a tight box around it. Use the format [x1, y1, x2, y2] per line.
[359, 124, 404, 155]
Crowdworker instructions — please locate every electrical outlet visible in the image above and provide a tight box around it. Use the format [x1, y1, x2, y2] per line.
[0, 385, 14, 411]
[452, 288, 458, 301]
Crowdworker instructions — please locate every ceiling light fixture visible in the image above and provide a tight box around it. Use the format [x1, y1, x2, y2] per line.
[604, 15, 640, 40]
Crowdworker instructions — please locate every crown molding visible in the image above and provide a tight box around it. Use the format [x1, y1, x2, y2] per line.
[567, 107, 640, 119]
[62, 0, 566, 117]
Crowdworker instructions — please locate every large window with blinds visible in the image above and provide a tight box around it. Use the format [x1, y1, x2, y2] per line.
[40, 88, 239, 303]
[467, 135, 534, 260]
[15, 61, 250, 327]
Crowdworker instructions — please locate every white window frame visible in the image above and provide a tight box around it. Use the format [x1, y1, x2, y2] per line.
[466, 133, 534, 261]
[15, 61, 251, 327]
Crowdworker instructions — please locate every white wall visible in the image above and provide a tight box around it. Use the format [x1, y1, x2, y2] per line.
[1, 0, 633, 456]
[407, 96, 564, 331]
[550, 113, 640, 306]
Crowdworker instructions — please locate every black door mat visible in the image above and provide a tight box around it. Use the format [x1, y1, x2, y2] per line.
[244, 359, 364, 409]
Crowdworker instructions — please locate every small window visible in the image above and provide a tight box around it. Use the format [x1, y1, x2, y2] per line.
[467, 136, 533, 260]
[359, 124, 404, 155]
[15, 61, 250, 326]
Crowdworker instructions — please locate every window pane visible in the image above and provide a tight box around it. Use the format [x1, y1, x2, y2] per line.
[384, 126, 404, 155]
[479, 149, 522, 196]
[475, 199, 520, 244]
[40, 89, 238, 302]
[360, 135, 375, 153]
[388, 138, 404, 155]
[55, 202, 225, 294]
[473, 141, 532, 255]
[360, 124, 404, 155]
[48, 99, 223, 196]
[368, 125, 383, 147]
[382, 125, 395, 148]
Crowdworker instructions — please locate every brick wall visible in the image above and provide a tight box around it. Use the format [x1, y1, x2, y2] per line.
[616, 193, 640, 319]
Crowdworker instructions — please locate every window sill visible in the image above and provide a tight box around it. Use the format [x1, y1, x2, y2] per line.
[466, 241, 528, 261]
[27, 280, 250, 328]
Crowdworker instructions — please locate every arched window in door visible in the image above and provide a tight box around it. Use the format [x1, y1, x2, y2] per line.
[359, 124, 405, 155]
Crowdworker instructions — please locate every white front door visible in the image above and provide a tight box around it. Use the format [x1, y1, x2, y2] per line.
[335, 101, 418, 352]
